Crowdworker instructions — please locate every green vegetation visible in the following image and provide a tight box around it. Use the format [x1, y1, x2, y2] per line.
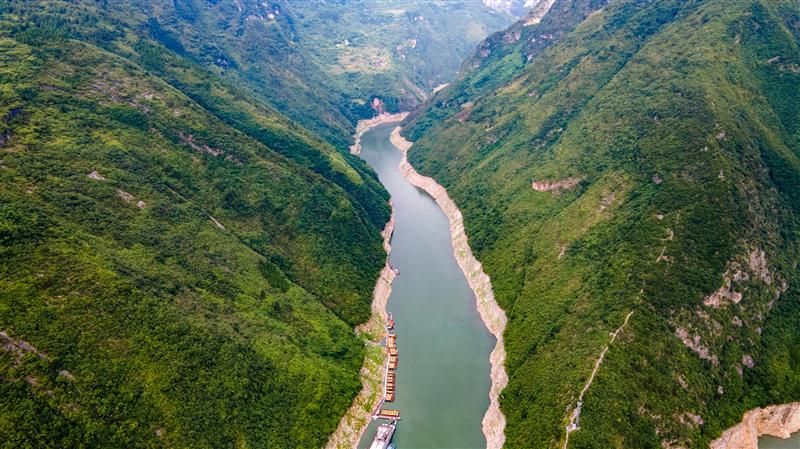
[282, 0, 514, 115]
[404, 0, 800, 447]
[0, 1, 394, 447]
[48, 0, 512, 150]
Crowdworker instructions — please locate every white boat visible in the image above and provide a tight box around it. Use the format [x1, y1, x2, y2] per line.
[369, 422, 396, 449]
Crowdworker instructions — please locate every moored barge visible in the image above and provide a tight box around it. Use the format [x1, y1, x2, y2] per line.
[368, 421, 396, 449]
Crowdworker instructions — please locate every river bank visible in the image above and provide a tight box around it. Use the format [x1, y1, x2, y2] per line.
[389, 126, 509, 449]
[325, 211, 397, 449]
[710, 403, 800, 449]
[349, 112, 409, 156]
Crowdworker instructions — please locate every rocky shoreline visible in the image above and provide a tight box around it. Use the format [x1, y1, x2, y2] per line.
[389, 126, 509, 449]
[325, 209, 396, 449]
[349, 112, 409, 156]
[710, 403, 800, 449]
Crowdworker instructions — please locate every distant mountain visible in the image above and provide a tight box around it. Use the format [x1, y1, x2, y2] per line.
[281, 0, 515, 120]
[483, 0, 539, 17]
[69, 0, 513, 150]
[404, 0, 800, 447]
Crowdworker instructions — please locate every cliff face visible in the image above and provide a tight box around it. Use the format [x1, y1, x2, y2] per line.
[711, 403, 800, 449]
[482, 0, 539, 17]
[404, 0, 800, 447]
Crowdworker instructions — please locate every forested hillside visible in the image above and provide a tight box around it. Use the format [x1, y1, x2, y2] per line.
[0, 1, 391, 447]
[403, 0, 800, 447]
[63, 0, 513, 150]
[282, 0, 513, 117]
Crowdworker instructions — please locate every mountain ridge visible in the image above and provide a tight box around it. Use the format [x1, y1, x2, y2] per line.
[0, 2, 391, 446]
[403, 0, 800, 447]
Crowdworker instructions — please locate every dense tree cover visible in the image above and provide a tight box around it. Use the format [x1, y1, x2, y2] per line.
[0, 2, 394, 447]
[281, 0, 514, 115]
[22, 0, 513, 150]
[404, 0, 800, 447]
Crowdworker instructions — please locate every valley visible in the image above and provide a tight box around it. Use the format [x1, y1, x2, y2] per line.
[2, 1, 800, 448]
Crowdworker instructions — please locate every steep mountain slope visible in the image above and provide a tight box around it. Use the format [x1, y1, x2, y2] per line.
[482, 0, 538, 18]
[0, 2, 390, 447]
[403, 0, 800, 447]
[280, 0, 514, 117]
[73, 0, 514, 149]
[107, 0, 362, 149]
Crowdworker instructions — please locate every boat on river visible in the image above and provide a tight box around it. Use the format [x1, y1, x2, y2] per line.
[376, 409, 400, 419]
[368, 421, 396, 449]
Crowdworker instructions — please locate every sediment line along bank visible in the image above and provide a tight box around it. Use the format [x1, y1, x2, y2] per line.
[710, 403, 800, 449]
[325, 206, 396, 449]
[389, 125, 509, 449]
[349, 112, 410, 156]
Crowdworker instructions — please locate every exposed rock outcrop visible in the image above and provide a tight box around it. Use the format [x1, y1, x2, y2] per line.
[1, 330, 48, 363]
[87, 171, 106, 181]
[703, 248, 782, 309]
[390, 126, 508, 449]
[710, 403, 800, 449]
[522, 0, 557, 26]
[116, 189, 146, 210]
[209, 216, 226, 230]
[675, 327, 719, 366]
[532, 177, 583, 193]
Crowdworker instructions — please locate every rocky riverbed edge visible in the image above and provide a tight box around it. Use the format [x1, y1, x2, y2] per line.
[389, 125, 509, 449]
[324, 209, 396, 449]
[349, 112, 409, 156]
[710, 403, 800, 449]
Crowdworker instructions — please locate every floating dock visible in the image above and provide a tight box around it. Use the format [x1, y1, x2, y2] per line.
[373, 317, 400, 420]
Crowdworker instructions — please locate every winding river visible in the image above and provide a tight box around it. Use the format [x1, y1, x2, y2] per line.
[349, 123, 800, 449]
[356, 124, 495, 448]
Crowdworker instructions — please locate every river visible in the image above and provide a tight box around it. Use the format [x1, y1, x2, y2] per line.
[760, 435, 800, 448]
[351, 123, 800, 449]
[356, 123, 496, 449]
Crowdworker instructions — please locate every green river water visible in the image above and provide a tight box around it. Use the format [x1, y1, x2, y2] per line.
[356, 124, 495, 449]
[351, 124, 800, 449]
[761, 435, 800, 448]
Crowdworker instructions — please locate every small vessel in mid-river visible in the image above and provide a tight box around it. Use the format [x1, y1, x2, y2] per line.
[368, 421, 396, 449]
